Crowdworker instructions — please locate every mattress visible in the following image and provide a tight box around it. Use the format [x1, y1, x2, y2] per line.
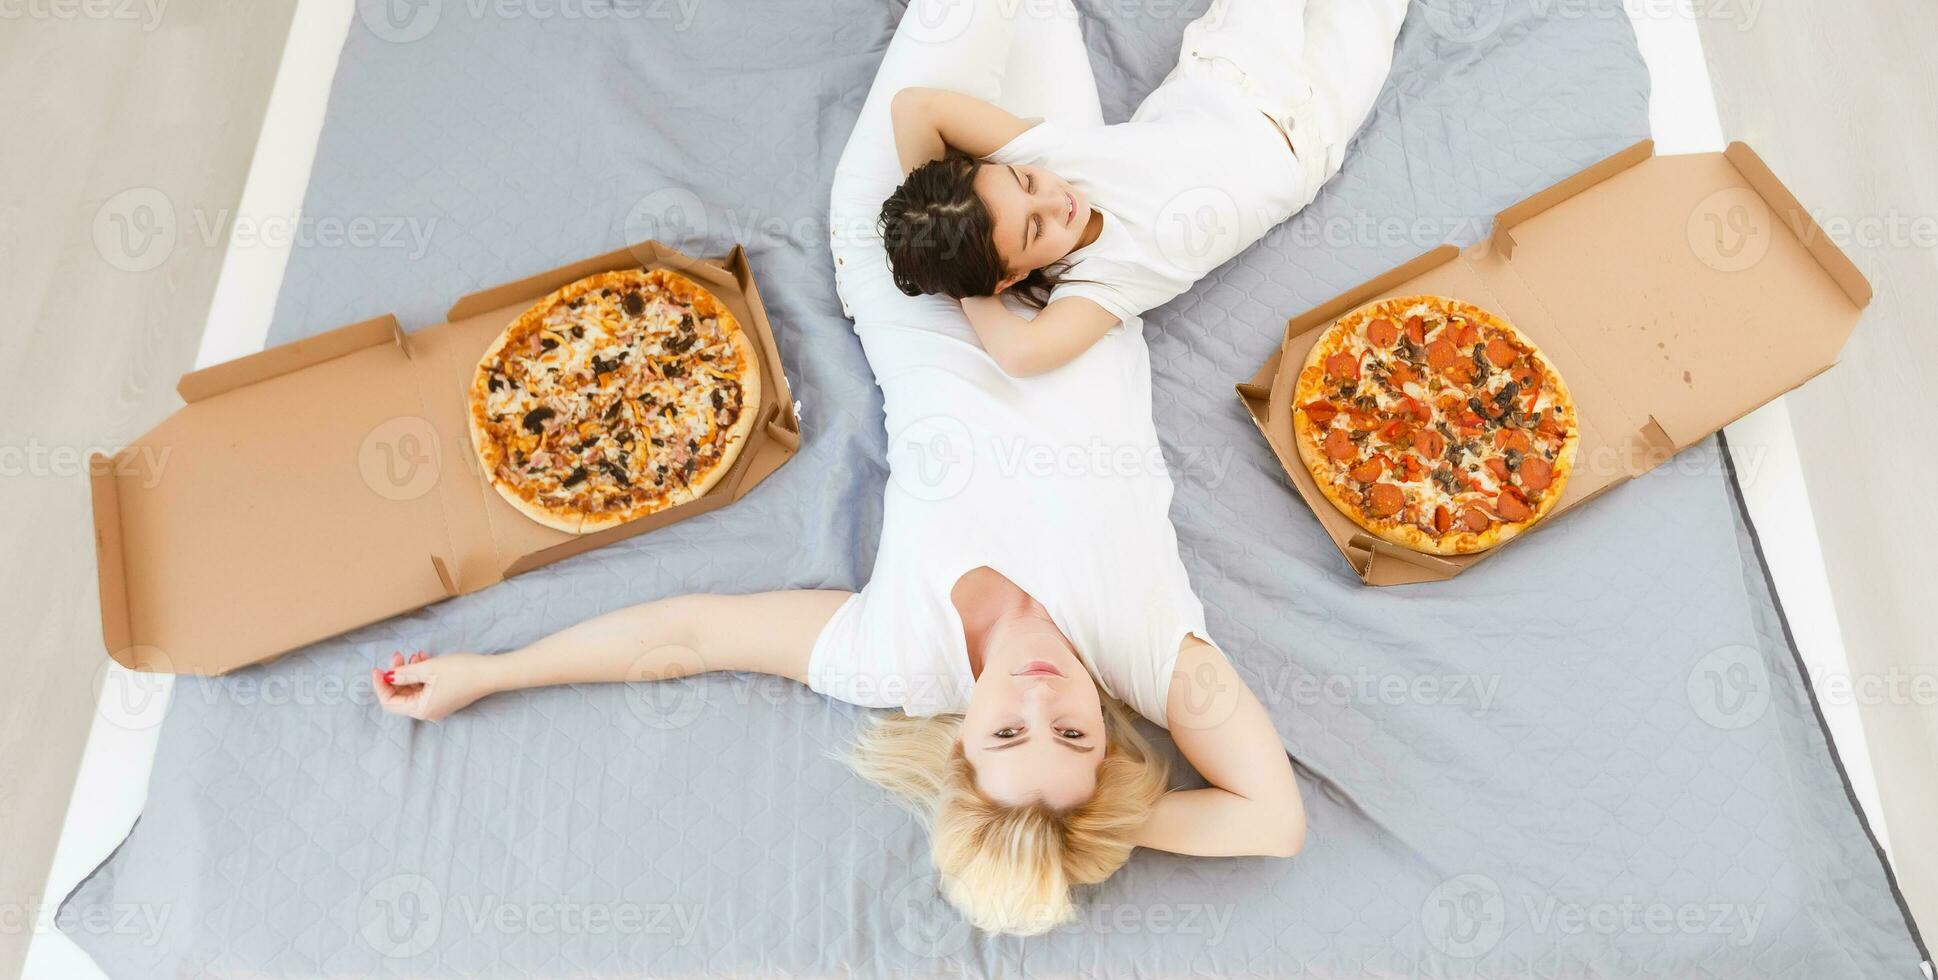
[60, 0, 1928, 975]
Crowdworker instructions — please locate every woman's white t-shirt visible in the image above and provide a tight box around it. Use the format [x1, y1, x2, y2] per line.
[810, 251, 1213, 729]
[985, 73, 1311, 325]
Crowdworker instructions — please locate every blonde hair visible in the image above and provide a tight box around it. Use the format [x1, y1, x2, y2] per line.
[846, 696, 1169, 935]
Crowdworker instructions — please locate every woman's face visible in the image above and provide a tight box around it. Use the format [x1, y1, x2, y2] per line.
[959, 617, 1107, 809]
[972, 162, 1090, 291]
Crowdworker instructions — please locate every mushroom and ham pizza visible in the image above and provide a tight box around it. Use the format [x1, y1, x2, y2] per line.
[467, 268, 762, 533]
[1291, 294, 1578, 555]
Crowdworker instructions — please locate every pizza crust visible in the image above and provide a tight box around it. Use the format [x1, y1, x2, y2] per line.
[468, 267, 764, 535]
[1291, 294, 1580, 556]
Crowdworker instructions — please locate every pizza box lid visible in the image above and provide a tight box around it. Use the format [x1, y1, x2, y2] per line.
[1236, 140, 1870, 585]
[91, 241, 801, 674]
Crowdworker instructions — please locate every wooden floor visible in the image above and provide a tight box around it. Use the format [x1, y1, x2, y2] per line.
[1697, 3, 1938, 944]
[0, 2, 297, 976]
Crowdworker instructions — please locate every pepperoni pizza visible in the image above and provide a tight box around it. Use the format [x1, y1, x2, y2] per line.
[1291, 295, 1578, 555]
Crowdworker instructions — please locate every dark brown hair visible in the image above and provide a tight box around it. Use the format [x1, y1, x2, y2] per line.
[878, 149, 1066, 308]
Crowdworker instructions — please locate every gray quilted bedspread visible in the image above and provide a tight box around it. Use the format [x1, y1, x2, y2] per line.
[61, 0, 1926, 975]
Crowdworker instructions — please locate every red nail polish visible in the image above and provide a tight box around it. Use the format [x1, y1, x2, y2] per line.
[383, 671, 396, 684]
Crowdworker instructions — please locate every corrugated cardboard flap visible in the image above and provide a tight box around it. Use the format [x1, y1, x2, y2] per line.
[89, 452, 133, 663]
[1722, 141, 1872, 308]
[178, 314, 406, 403]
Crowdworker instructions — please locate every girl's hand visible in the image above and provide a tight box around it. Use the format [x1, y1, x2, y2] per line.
[371, 650, 498, 722]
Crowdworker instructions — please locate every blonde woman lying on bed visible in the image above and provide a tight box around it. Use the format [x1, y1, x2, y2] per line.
[369, 0, 1359, 937]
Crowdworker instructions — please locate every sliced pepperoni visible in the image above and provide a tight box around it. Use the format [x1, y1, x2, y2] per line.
[1379, 419, 1414, 445]
[1366, 483, 1405, 517]
[1484, 457, 1510, 483]
[1302, 400, 1339, 425]
[1346, 408, 1382, 430]
[1389, 363, 1419, 388]
[1404, 315, 1426, 345]
[1510, 363, 1536, 387]
[1496, 488, 1532, 521]
[1349, 456, 1385, 482]
[1401, 396, 1432, 423]
[1496, 428, 1533, 453]
[1458, 409, 1487, 431]
[1459, 506, 1491, 532]
[1425, 339, 1458, 372]
[1485, 338, 1517, 367]
[1519, 455, 1554, 491]
[1325, 351, 1360, 382]
[1433, 504, 1453, 535]
[1325, 428, 1356, 461]
[1536, 414, 1564, 440]
[1449, 318, 1478, 348]
[1400, 455, 1426, 482]
[1444, 361, 1476, 386]
[1366, 317, 1399, 347]
[1412, 429, 1446, 459]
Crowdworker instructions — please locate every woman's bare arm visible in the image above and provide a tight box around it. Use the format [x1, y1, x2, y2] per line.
[372, 590, 853, 721]
[1135, 636, 1307, 858]
[890, 87, 1036, 174]
[960, 294, 1120, 377]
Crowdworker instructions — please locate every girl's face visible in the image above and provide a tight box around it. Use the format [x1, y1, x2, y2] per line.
[959, 617, 1107, 810]
[972, 162, 1090, 292]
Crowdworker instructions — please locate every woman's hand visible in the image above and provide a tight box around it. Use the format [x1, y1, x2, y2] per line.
[371, 650, 500, 722]
[960, 294, 1119, 377]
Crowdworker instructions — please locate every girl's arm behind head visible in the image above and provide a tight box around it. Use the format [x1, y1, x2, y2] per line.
[890, 87, 1036, 174]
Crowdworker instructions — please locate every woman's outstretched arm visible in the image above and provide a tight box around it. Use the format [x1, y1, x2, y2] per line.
[1135, 636, 1307, 858]
[371, 590, 853, 722]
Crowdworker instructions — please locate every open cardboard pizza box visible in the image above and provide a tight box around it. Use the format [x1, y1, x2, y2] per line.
[91, 241, 800, 673]
[1238, 140, 1871, 585]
